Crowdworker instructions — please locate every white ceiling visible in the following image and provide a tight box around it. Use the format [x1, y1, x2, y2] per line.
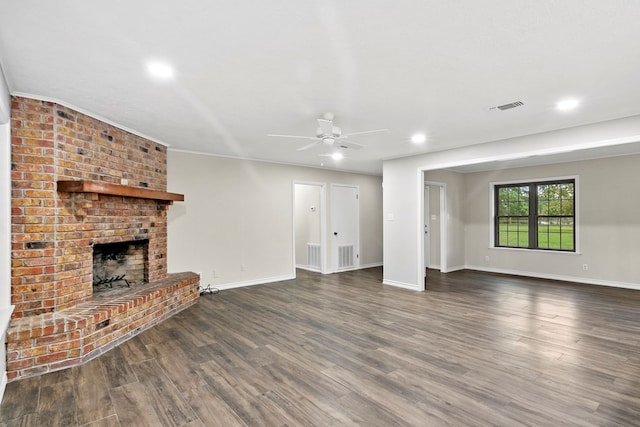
[2, 1, 640, 175]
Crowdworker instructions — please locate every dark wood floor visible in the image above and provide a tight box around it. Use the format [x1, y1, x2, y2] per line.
[2, 268, 640, 426]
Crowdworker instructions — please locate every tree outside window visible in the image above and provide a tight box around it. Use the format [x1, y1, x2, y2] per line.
[495, 179, 575, 251]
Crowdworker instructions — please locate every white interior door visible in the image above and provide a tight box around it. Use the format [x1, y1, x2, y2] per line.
[331, 184, 359, 271]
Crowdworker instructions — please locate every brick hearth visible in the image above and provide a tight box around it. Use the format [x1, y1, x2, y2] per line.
[7, 96, 199, 380]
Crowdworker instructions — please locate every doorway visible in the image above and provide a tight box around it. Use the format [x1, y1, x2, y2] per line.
[331, 184, 359, 272]
[293, 182, 326, 274]
[424, 184, 443, 271]
[422, 180, 447, 287]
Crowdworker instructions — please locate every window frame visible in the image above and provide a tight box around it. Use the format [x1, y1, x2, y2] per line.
[490, 176, 578, 253]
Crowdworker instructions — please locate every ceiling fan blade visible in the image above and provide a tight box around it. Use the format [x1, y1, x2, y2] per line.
[317, 118, 334, 135]
[341, 128, 388, 137]
[296, 141, 319, 151]
[267, 134, 318, 140]
[336, 139, 365, 150]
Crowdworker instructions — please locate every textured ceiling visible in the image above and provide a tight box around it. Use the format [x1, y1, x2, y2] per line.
[2, 1, 640, 174]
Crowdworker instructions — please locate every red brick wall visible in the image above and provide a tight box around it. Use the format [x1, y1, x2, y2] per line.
[7, 96, 199, 381]
[11, 96, 169, 318]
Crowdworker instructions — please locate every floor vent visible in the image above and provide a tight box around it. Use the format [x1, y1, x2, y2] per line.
[307, 243, 321, 269]
[338, 244, 354, 269]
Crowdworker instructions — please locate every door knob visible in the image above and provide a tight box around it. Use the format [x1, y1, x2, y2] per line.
[334, 232, 338, 236]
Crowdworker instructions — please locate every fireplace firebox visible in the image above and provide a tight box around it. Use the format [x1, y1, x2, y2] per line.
[93, 239, 149, 293]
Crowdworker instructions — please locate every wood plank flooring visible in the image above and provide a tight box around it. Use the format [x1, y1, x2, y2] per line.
[2, 268, 640, 426]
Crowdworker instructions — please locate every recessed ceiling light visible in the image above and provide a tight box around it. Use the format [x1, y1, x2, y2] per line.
[331, 152, 343, 161]
[556, 98, 580, 111]
[147, 61, 174, 79]
[411, 133, 426, 144]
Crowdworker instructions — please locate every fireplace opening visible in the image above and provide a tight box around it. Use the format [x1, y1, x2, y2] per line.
[92, 239, 149, 294]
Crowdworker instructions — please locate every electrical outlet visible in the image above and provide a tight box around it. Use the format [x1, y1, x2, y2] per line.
[485, 255, 490, 262]
[582, 264, 589, 271]
[212, 270, 219, 278]
[241, 264, 247, 272]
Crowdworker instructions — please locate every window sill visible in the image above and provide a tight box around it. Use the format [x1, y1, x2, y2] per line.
[490, 246, 581, 255]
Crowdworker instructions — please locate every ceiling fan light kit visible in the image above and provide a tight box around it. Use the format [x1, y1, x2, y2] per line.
[268, 113, 388, 152]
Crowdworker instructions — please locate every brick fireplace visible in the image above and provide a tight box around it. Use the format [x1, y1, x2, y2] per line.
[6, 96, 199, 381]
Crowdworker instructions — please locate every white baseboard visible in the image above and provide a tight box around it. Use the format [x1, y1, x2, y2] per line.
[214, 274, 296, 291]
[382, 279, 422, 291]
[359, 262, 383, 269]
[296, 262, 382, 275]
[0, 306, 13, 403]
[0, 306, 13, 339]
[442, 265, 465, 273]
[0, 372, 6, 403]
[465, 265, 640, 291]
[296, 264, 321, 273]
[332, 262, 383, 274]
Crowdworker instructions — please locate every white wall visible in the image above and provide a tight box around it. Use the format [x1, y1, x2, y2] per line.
[464, 155, 640, 287]
[167, 150, 383, 289]
[0, 63, 13, 401]
[383, 114, 640, 290]
[294, 184, 321, 268]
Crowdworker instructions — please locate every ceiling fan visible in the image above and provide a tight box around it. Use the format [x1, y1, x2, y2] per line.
[268, 112, 387, 151]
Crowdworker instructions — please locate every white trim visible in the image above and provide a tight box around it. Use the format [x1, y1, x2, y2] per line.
[0, 81, 8, 124]
[417, 171, 424, 287]
[0, 306, 13, 340]
[489, 174, 580, 187]
[489, 246, 582, 255]
[10, 93, 384, 178]
[296, 264, 321, 273]
[465, 265, 640, 291]
[11, 91, 171, 147]
[359, 262, 383, 269]
[216, 264, 384, 292]
[0, 372, 7, 403]
[442, 265, 465, 273]
[0, 305, 12, 404]
[330, 262, 383, 274]
[424, 184, 430, 273]
[214, 274, 296, 291]
[299, 262, 381, 274]
[382, 279, 422, 291]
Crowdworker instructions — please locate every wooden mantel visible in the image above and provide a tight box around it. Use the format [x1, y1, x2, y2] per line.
[57, 180, 184, 203]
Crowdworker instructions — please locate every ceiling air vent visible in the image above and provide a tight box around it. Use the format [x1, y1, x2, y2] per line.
[490, 101, 525, 111]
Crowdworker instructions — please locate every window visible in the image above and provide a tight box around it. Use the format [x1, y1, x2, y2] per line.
[495, 179, 575, 251]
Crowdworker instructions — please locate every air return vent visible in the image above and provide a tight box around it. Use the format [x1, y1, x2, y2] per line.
[338, 245, 354, 269]
[307, 243, 321, 269]
[490, 101, 525, 111]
